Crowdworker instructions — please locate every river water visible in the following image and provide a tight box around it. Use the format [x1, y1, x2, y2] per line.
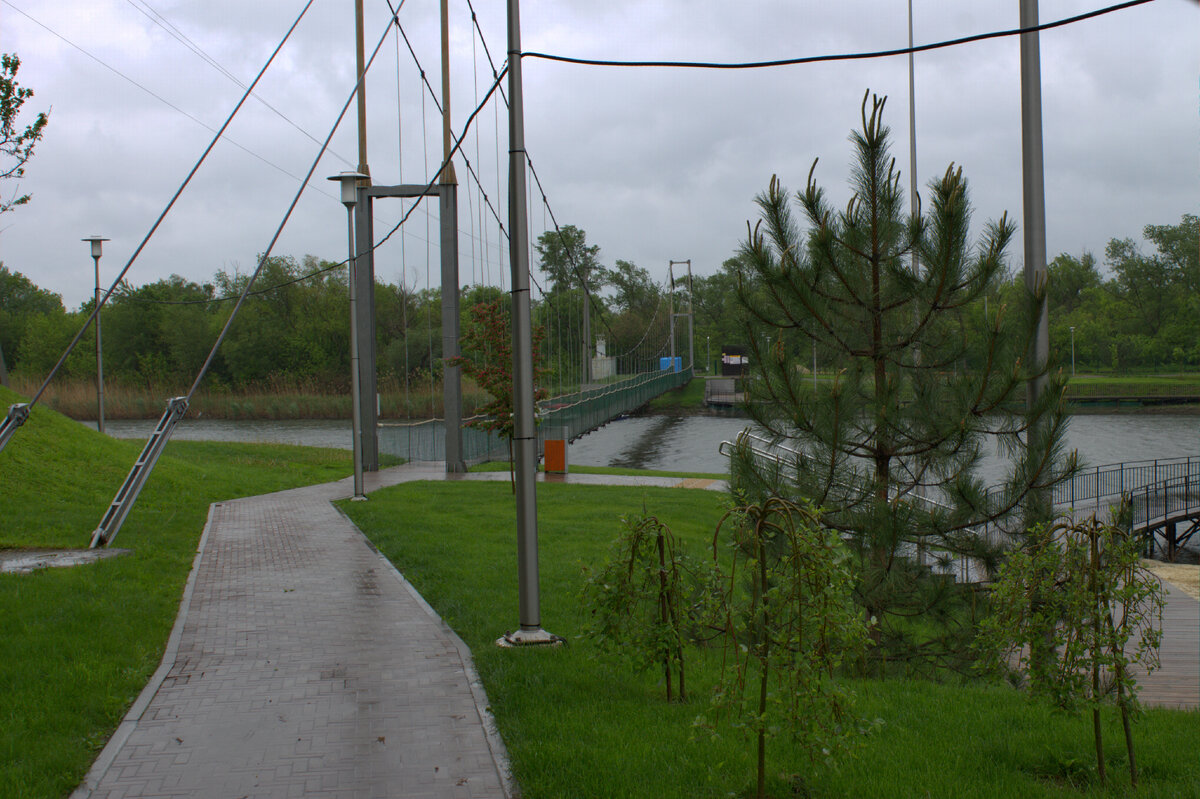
[92, 413, 1197, 481]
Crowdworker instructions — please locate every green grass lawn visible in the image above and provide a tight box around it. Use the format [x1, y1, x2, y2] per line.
[0, 386, 364, 798]
[646, 376, 708, 411]
[342, 481, 1200, 799]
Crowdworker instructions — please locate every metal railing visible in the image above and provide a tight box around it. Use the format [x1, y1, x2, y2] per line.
[378, 367, 693, 464]
[718, 430, 1200, 576]
[718, 428, 998, 583]
[1126, 474, 1200, 530]
[1050, 457, 1200, 511]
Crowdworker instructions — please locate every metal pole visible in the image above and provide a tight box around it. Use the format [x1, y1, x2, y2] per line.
[1070, 325, 1076, 377]
[441, 184, 465, 472]
[1020, 0, 1051, 528]
[502, 0, 557, 646]
[353, 194, 380, 471]
[907, 0, 919, 259]
[94, 253, 105, 434]
[83, 236, 109, 433]
[686, 260, 694, 371]
[582, 273, 591, 387]
[352, 0, 377, 472]
[347, 207, 366, 500]
[354, 0, 370, 178]
[1020, 0, 1049, 409]
[439, 0, 464, 473]
[667, 263, 676, 369]
[668, 264, 675, 370]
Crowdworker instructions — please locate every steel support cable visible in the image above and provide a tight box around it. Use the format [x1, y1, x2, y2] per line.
[1, 1, 334, 188]
[10, 0, 316, 416]
[357, 66, 509, 255]
[185, 15, 510, 400]
[122, 0, 356, 168]
[388, 7, 512, 258]
[186, 12, 397, 401]
[523, 156, 616, 343]
[108, 259, 350, 306]
[521, 0, 1157, 69]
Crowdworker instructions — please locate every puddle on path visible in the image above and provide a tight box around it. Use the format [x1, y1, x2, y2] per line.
[0, 548, 132, 575]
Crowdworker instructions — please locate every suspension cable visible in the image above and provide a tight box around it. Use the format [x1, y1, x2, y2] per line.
[520, 0, 1157, 70]
[18, 0, 316, 412]
[186, 10, 394, 400]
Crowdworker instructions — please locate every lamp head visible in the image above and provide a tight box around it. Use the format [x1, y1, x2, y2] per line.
[326, 171, 369, 207]
[82, 235, 110, 259]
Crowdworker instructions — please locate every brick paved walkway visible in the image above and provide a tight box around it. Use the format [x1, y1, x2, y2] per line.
[75, 468, 512, 799]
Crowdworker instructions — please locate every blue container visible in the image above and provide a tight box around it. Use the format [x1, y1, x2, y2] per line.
[659, 356, 682, 373]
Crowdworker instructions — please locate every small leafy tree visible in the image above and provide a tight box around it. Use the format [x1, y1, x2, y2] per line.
[976, 515, 1165, 787]
[450, 297, 546, 484]
[1, 53, 48, 217]
[703, 494, 870, 799]
[580, 512, 702, 702]
[1, 53, 50, 384]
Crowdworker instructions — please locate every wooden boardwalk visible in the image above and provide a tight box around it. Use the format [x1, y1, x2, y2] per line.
[1137, 579, 1199, 710]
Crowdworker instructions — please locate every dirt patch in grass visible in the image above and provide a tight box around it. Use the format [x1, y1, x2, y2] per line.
[1142, 560, 1200, 600]
[0, 548, 132, 575]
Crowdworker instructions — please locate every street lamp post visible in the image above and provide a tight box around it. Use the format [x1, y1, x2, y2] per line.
[82, 236, 109, 434]
[327, 172, 370, 501]
[706, 335, 710, 374]
[1070, 325, 1076, 377]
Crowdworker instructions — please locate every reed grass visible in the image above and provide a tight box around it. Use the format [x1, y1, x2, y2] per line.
[6, 375, 494, 421]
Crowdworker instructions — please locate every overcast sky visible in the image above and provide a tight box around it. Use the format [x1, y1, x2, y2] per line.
[2, 0, 1197, 310]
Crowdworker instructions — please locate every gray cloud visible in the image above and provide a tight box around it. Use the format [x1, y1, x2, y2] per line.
[3, 0, 1196, 309]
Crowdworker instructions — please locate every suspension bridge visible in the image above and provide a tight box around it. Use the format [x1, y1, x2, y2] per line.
[0, 0, 697, 555]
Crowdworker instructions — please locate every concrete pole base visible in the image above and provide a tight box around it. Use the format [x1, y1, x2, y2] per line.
[495, 628, 564, 648]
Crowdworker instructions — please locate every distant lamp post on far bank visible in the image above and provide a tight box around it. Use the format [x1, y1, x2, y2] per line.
[1070, 325, 1076, 377]
[82, 236, 109, 434]
[327, 171, 369, 501]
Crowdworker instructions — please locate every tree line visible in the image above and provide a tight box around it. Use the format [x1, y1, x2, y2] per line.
[2, 211, 1196, 393]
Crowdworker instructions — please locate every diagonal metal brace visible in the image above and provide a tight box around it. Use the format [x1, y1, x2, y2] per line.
[90, 397, 189, 549]
[0, 403, 31, 454]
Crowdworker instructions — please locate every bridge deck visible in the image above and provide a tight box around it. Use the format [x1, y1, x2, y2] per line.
[1137, 579, 1199, 710]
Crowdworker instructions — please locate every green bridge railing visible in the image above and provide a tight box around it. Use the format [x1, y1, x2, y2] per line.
[378, 367, 693, 465]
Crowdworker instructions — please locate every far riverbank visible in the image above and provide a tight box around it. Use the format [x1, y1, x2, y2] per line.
[9, 373, 1200, 421]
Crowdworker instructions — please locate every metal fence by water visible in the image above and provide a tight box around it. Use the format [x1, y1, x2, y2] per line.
[377, 368, 693, 465]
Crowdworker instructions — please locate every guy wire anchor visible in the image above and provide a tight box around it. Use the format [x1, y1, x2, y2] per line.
[0, 403, 31, 453]
[90, 396, 190, 548]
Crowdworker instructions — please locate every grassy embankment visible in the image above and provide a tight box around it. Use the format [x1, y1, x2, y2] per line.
[343, 481, 1200, 799]
[0, 385, 378, 798]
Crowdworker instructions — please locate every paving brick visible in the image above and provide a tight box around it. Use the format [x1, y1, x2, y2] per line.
[81, 468, 510, 798]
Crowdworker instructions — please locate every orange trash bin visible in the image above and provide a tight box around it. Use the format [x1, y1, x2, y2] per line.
[544, 438, 567, 474]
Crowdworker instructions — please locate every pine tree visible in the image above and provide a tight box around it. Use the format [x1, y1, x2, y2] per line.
[733, 91, 1074, 671]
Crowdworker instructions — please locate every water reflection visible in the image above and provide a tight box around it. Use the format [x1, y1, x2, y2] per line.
[88, 412, 1197, 484]
[569, 413, 1198, 481]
